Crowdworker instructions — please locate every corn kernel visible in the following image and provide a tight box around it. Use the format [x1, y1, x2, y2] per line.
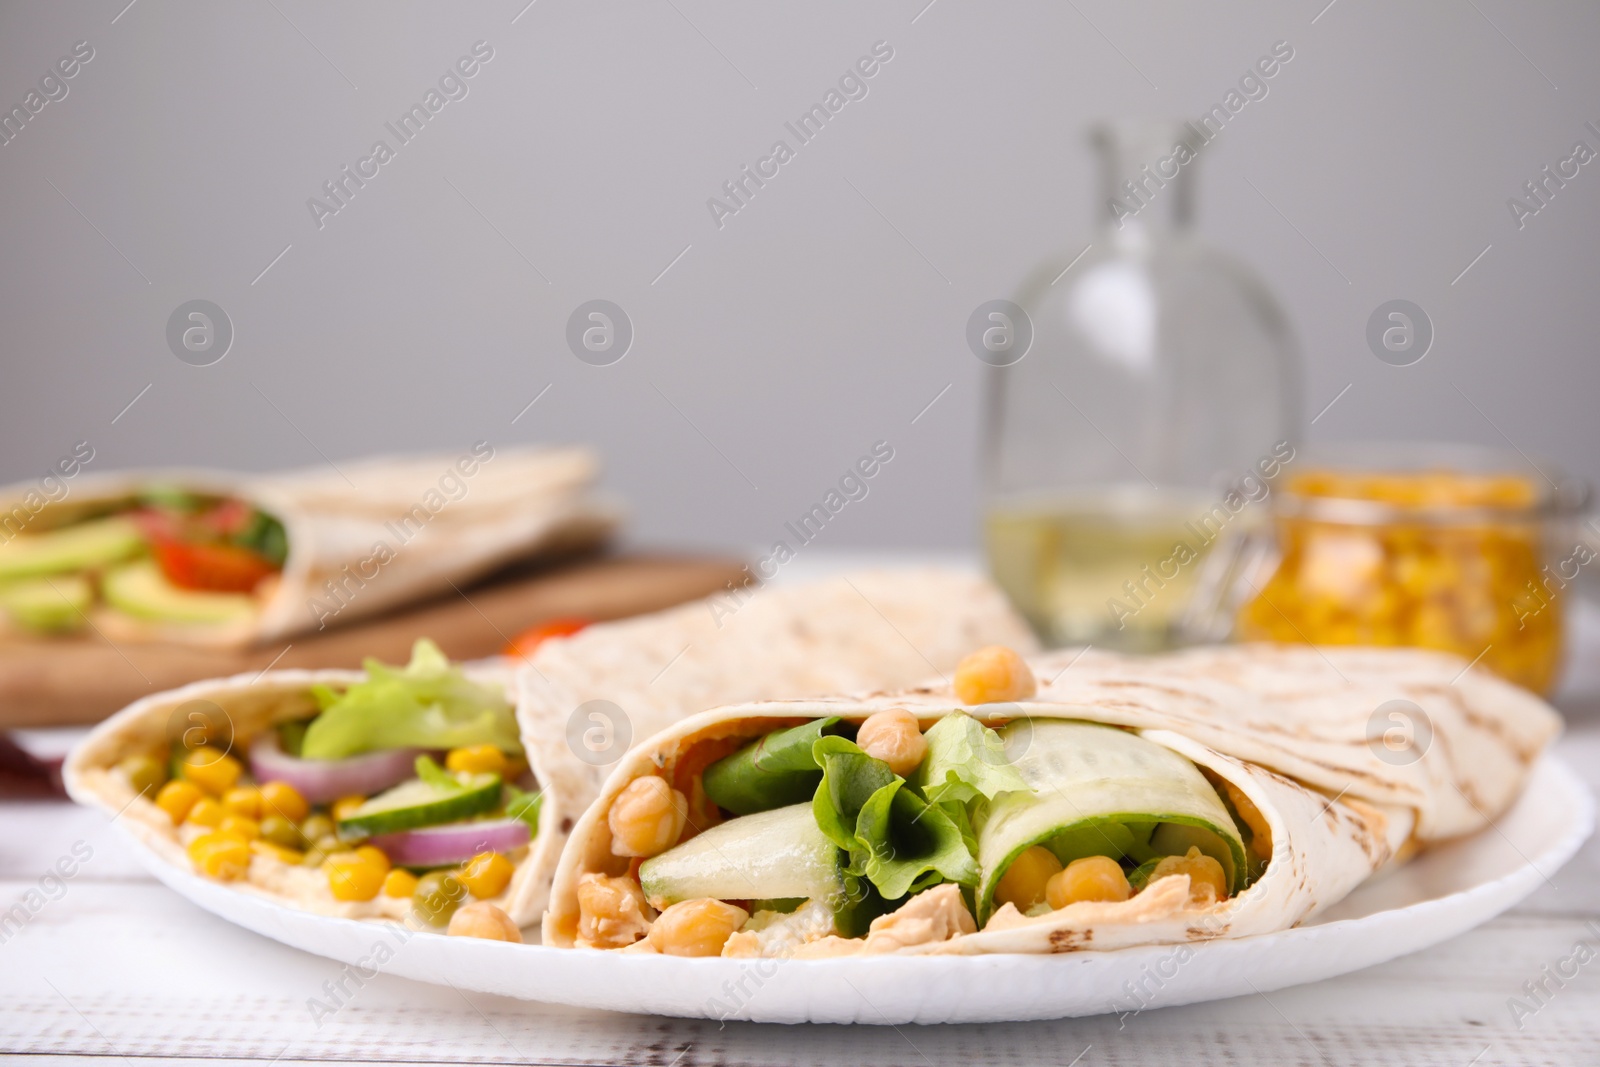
[155, 779, 204, 825]
[324, 852, 385, 902]
[647, 898, 749, 957]
[446, 744, 508, 776]
[218, 814, 260, 842]
[448, 900, 523, 942]
[954, 646, 1038, 705]
[188, 832, 251, 880]
[1239, 468, 1560, 693]
[222, 785, 264, 819]
[260, 781, 309, 823]
[185, 796, 226, 829]
[355, 845, 390, 873]
[181, 748, 243, 796]
[382, 868, 419, 898]
[331, 795, 366, 822]
[459, 851, 515, 899]
[1046, 855, 1131, 909]
[994, 845, 1063, 912]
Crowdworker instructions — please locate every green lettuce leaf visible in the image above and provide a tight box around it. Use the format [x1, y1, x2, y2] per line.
[853, 779, 980, 898]
[810, 735, 897, 849]
[505, 785, 543, 833]
[702, 717, 847, 816]
[910, 710, 1030, 807]
[300, 639, 520, 760]
[811, 735, 979, 900]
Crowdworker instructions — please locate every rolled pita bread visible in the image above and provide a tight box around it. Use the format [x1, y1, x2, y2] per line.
[542, 644, 1558, 955]
[0, 446, 616, 648]
[507, 570, 1038, 923]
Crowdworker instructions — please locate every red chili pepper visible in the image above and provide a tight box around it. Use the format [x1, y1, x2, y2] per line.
[503, 617, 590, 659]
[155, 541, 276, 593]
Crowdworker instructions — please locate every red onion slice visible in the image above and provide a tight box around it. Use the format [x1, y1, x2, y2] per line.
[368, 818, 531, 867]
[249, 732, 422, 804]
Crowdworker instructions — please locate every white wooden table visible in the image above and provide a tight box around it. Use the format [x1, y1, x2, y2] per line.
[5, 555, 1598, 1066]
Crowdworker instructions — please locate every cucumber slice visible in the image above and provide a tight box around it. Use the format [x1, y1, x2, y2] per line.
[337, 768, 502, 838]
[639, 803, 844, 909]
[974, 720, 1247, 922]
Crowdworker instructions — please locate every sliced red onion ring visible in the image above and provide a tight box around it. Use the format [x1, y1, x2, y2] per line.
[249, 732, 422, 804]
[367, 818, 531, 867]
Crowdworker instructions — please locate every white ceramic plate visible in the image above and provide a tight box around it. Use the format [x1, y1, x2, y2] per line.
[107, 755, 1593, 1025]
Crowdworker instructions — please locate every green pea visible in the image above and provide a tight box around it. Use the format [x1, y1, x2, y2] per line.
[412, 871, 467, 926]
[300, 813, 335, 842]
[260, 815, 305, 850]
[118, 754, 167, 798]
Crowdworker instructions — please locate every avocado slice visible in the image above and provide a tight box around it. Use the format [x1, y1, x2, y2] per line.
[0, 516, 145, 581]
[102, 559, 256, 625]
[0, 575, 90, 632]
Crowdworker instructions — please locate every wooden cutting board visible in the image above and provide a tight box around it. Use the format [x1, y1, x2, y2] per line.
[0, 552, 746, 728]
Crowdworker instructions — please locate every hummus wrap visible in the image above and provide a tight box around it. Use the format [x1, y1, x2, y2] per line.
[0, 445, 614, 648]
[543, 643, 1558, 956]
[507, 569, 1038, 923]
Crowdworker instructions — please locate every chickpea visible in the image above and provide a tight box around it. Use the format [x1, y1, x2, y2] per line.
[1045, 855, 1131, 909]
[647, 899, 749, 957]
[954, 646, 1038, 705]
[993, 845, 1063, 912]
[575, 872, 654, 949]
[1222, 780, 1273, 865]
[1148, 846, 1228, 906]
[855, 709, 928, 777]
[608, 776, 688, 858]
[448, 901, 523, 943]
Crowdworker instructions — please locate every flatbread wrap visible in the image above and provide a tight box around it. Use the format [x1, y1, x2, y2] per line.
[542, 643, 1559, 957]
[64, 641, 541, 926]
[0, 445, 614, 647]
[508, 569, 1038, 922]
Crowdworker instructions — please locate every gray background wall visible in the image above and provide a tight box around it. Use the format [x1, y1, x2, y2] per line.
[1, 0, 1596, 552]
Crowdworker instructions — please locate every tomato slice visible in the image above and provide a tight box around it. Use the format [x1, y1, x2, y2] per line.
[503, 617, 590, 659]
[155, 541, 276, 593]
